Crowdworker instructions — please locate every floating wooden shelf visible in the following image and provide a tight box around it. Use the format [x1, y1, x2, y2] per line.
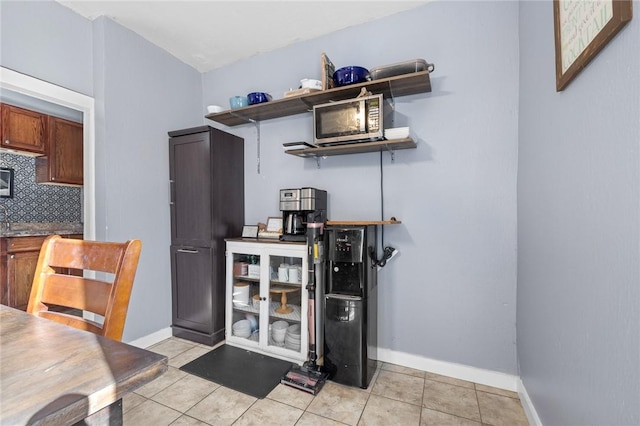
[327, 219, 402, 226]
[205, 71, 432, 127]
[285, 138, 416, 157]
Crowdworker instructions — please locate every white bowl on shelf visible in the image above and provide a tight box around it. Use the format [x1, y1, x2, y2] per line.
[272, 320, 289, 331]
[206, 105, 224, 114]
[385, 127, 410, 139]
[300, 79, 323, 90]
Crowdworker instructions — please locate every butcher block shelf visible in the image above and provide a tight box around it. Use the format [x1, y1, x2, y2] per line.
[285, 138, 416, 157]
[327, 219, 402, 226]
[205, 71, 432, 127]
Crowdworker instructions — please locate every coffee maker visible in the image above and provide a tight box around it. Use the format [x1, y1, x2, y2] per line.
[279, 188, 327, 242]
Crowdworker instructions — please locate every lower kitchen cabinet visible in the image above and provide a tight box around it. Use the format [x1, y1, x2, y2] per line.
[0, 236, 45, 310]
[225, 239, 308, 364]
[0, 234, 83, 311]
[170, 245, 225, 345]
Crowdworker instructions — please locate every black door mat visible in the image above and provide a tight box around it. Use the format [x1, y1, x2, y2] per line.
[179, 344, 294, 399]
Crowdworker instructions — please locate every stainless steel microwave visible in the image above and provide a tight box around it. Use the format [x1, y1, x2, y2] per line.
[313, 94, 394, 146]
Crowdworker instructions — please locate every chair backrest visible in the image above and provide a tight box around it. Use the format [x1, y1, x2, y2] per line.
[27, 235, 142, 341]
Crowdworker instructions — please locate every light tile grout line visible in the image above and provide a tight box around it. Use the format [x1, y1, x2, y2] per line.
[146, 339, 526, 426]
[475, 383, 484, 425]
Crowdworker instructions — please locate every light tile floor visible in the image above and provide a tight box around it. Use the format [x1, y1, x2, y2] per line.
[125, 337, 529, 426]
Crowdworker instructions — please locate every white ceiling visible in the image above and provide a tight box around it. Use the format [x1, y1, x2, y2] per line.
[56, 1, 430, 73]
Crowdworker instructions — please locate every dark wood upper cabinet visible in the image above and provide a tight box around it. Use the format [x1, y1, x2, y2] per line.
[0, 103, 47, 155]
[36, 116, 83, 186]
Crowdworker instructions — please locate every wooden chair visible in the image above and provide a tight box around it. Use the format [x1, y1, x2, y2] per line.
[26, 235, 142, 341]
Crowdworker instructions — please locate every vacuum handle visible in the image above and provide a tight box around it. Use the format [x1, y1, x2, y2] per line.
[307, 299, 315, 345]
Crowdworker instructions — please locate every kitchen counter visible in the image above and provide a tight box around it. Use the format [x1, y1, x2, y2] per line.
[0, 222, 84, 238]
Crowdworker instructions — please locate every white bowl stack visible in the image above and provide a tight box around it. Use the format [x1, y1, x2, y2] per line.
[232, 319, 251, 338]
[271, 320, 289, 344]
[285, 324, 301, 351]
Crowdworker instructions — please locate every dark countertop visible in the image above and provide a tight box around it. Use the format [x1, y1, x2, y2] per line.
[0, 223, 84, 238]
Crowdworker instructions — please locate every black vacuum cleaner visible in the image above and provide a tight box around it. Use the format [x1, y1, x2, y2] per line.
[281, 221, 329, 395]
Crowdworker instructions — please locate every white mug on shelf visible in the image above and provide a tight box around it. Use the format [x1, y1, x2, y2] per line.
[278, 265, 289, 282]
[288, 266, 299, 283]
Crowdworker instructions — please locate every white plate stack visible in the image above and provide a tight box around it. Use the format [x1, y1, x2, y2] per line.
[232, 319, 251, 338]
[284, 324, 301, 351]
[384, 127, 410, 140]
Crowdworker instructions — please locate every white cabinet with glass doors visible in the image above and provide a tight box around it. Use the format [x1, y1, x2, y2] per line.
[225, 239, 308, 364]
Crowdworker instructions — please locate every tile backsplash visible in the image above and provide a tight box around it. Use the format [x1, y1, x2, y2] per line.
[0, 152, 82, 223]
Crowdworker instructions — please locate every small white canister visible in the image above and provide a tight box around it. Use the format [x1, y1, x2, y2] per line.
[278, 264, 289, 282]
[233, 282, 250, 307]
[288, 265, 300, 283]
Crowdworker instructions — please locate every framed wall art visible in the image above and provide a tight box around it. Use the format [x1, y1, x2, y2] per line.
[241, 225, 259, 238]
[0, 168, 14, 198]
[554, 0, 632, 91]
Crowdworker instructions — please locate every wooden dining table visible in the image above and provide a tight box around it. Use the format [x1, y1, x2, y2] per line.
[0, 304, 168, 425]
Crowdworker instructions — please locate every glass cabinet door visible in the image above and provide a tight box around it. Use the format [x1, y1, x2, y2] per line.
[229, 251, 261, 344]
[265, 251, 305, 354]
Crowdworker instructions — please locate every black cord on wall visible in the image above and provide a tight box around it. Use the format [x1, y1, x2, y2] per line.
[380, 151, 384, 247]
[368, 151, 396, 268]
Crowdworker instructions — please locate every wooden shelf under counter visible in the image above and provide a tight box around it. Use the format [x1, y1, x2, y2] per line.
[286, 138, 416, 158]
[327, 219, 402, 226]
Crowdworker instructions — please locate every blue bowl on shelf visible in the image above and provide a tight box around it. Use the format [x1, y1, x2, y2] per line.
[333, 66, 370, 87]
[229, 96, 248, 109]
[247, 92, 272, 105]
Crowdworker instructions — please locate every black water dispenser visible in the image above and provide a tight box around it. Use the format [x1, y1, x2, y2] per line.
[324, 225, 377, 388]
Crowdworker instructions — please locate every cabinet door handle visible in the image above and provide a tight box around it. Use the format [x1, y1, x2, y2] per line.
[177, 248, 199, 254]
[169, 180, 174, 205]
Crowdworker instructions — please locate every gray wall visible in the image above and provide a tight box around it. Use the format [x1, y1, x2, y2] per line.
[203, 1, 520, 375]
[517, 1, 640, 425]
[0, 0, 93, 96]
[0, 1, 203, 341]
[91, 17, 203, 340]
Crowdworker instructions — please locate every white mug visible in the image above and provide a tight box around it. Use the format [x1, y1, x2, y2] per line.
[288, 266, 299, 283]
[278, 266, 288, 282]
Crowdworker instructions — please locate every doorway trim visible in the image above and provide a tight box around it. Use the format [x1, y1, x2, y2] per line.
[1, 67, 95, 240]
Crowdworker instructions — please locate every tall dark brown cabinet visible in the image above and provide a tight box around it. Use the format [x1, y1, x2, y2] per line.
[169, 126, 244, 345]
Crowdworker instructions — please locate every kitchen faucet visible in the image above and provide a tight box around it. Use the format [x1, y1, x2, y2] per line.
[0, 204, 9, 232]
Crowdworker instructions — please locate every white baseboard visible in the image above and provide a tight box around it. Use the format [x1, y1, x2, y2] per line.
[376, 347, 519, 392]
[518, 378, 543, 426]
[125, 327, 173, 349]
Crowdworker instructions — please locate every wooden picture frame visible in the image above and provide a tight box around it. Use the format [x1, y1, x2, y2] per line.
[266, 217, 283, 233]
[242, 225, 259, 238]
[0, 168, 14, 198]
[257, 217, 283, 240]
[554, 0, 632, 91]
